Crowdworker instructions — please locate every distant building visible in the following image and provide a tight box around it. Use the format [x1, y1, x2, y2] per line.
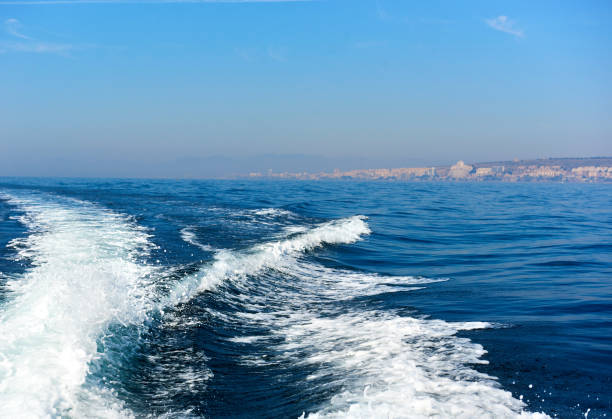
[474, 166, 504, 178]
[572, 166, 612, 180]
[475, 167, 493, 177]
[448, 161, 473, 178]
[529, 166, 563, 178]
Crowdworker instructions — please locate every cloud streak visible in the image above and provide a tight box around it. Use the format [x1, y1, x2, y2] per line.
[485, 15, 524, 37]
[5, 18, 30, 38]
[1, 18, 74, 55]
[0, 0, 307, 4]
[0, 40, 73, 53]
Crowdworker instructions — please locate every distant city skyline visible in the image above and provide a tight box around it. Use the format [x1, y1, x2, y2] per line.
[245, 156, 612, 182]
[1, 0, 611, 177]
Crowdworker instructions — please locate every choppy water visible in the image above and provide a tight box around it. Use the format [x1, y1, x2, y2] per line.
[0, 178, 610, 418]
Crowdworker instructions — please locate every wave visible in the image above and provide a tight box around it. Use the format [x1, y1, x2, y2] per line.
[164, 215, 548, 417]
[222, 259, 549, 418]
[0, 192, 549, 418]
[0, 193, 371, 417]
[163, 215, 370, 306]
[0, 192, 157, 418]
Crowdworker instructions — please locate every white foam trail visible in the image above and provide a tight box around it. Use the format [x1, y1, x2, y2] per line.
[0, 193, 156, 418]
[280, 261, 446, 299]
[180, 227, 214, 251]
[164, 215, 371, 306]
[189, 228, 549, 418]
[289, 312, 549, 418]
[232, 298, 549, 418]
[164, 211, 548, 417]
[283, 225, 309, 235]
[250, 208, 294, 217]
[0, 193, 550, 418]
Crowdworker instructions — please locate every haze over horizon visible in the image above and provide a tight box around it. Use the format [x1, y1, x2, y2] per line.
[1, 0, 611, 178]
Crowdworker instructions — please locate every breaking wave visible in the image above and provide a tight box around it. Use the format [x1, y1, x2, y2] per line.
[164, 215, 370, 306]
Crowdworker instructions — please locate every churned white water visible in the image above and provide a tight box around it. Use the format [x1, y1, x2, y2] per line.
[0, 193, 550, 418]
[0, 193, 156, 418]
[165, 215, 371, 306]
[175, 214, 549, 418]
[290, 312, 549, 418]
[235, 276, 550, 419]
[180, 227, 214, 251]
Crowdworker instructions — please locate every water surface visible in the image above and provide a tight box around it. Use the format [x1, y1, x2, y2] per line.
[0, 178, 610, 418]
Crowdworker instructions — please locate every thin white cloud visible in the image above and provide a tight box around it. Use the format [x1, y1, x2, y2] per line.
[5, 18, 30, 38]
[1, 19, 75, 54]
[485, 15, 524, 38]
[0, 40, 73, 54]
[0, 0, 306, 4]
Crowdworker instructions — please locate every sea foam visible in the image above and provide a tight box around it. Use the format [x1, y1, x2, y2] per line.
[180, 227, 214, 251]
[166, 212, 548, 418]
[164, 215, 370, 306]
[0, 193, 156, 418]
[0, 193, 549, 418]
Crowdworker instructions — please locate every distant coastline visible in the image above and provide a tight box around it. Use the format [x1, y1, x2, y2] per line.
[242, 157, 612, 183]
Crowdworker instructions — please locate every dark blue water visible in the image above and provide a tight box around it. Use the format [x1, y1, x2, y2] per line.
[0, 178, 610, 418]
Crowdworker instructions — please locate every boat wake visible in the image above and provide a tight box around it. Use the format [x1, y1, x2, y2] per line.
[0, 191, 548, 418]
[0, 192, 156, 418]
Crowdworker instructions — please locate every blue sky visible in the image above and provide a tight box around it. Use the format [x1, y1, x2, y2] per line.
[0, 0, 611, 177]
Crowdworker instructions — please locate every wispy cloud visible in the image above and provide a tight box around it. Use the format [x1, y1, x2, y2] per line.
[1, 18, 74, 55]
[0, 0, 306, 4]
[0, 40, 73, 53]
[485, 15, 524, 38]
[5, 18, 29, 38]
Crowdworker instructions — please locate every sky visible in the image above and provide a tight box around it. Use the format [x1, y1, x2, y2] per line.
[0, 0, 611, 178]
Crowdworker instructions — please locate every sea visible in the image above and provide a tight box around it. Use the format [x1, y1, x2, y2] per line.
[0, 178, 610, 418]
